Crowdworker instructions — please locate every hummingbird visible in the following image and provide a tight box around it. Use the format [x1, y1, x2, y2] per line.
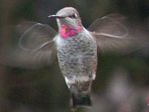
[2, 7, 137, 108]
[49, 7, 98, 107]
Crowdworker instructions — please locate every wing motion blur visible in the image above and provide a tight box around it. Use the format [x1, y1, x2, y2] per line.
[1, 22, 57, 68]
[88, 14, 149, 53]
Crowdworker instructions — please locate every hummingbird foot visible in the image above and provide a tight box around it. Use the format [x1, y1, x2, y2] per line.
[70, 93, 91, 108]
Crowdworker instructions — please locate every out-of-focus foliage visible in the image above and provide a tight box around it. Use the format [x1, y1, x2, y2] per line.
[0, 0, 149, 112]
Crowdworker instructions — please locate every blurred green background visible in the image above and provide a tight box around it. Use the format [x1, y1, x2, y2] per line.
[0, 0, 149, 112]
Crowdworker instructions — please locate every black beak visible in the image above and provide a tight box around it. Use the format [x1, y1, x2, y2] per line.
[48, 15, 65, 19]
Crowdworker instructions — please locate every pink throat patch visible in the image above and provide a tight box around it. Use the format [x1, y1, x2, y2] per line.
[60, 24, 83, 39]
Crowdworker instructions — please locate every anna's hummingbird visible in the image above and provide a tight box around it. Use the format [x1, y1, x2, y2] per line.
[49, 7, 98, 107]
[2, 7, 137, 108]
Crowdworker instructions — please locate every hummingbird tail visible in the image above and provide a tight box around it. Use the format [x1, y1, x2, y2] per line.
[71, 93, 91, 108]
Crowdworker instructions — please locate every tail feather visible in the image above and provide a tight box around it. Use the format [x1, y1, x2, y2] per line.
[71, 93, 91, 108]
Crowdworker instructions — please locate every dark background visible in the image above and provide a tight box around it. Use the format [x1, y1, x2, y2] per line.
[0, 0, 149, 112]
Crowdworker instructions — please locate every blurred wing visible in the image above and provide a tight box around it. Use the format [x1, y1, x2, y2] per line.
[1, 22, 57, 68]
[18, 23, 56, 51]
[88, 14, 128, 38]
[88, 14, 136, 53]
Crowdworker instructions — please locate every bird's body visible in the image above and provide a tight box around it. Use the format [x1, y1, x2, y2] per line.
[56, 29, 97, 83]
[55, 28, 97, 107]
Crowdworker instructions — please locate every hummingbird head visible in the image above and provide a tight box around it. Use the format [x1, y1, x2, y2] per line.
[48, 7, 83, 39]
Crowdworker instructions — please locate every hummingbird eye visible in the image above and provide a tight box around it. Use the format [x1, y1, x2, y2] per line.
[69, 13, 78, 18]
